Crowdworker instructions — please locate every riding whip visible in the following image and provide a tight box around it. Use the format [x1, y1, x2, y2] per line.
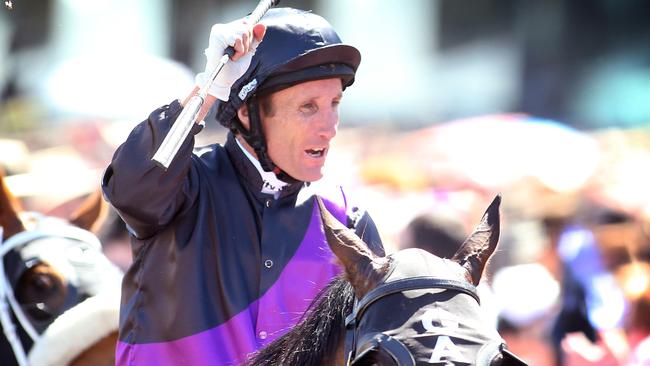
[152, 0, 280, 169]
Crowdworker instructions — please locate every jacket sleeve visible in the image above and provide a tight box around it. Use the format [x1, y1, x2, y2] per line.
[101, 100, 204, 239]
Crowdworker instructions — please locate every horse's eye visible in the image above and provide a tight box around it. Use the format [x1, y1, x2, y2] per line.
[16, 263, 68, 320]
[33, 273, 56, 292]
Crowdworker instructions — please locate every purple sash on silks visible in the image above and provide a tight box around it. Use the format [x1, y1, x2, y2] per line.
[115, 193, 346, 366]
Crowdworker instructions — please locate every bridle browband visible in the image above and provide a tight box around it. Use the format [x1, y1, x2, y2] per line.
[344, 276, 480, 366]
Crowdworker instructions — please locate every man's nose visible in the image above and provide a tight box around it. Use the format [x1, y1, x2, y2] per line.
[318, 110, 338, 139]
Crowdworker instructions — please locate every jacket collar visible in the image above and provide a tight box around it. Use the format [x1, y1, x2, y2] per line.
[224, 133, 305, 199]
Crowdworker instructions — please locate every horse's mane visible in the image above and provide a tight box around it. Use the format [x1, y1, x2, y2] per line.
[247, 275, 354, 366]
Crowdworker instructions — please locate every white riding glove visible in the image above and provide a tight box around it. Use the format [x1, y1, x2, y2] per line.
[195, 18, 261, 101]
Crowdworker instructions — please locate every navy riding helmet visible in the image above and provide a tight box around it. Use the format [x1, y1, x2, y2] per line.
[215, 7, 361, 181]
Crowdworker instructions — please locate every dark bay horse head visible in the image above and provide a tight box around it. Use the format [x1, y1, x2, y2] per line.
[249, 195, 527, 366]
[0, 173, 123, 366]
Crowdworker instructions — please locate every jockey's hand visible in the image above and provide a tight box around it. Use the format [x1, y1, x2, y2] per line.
[194, 18, 266, 101]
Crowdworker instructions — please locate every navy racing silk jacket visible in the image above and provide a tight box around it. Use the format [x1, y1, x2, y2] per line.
[101, 100, 384, 365]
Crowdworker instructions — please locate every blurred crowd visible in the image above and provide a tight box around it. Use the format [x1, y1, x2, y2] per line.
[1, 113, 650, 365]
[353, 115, 650, 366]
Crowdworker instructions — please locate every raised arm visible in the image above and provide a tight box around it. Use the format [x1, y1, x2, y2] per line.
[101, 19, 265, 239]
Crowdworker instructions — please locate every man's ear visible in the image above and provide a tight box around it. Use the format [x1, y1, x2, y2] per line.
[237, 105, 250, 130]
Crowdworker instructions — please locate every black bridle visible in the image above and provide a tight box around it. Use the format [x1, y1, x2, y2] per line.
[343, 276, 527, 366]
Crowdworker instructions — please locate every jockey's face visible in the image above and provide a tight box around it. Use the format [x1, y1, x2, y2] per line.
[238, 78, 343, 182]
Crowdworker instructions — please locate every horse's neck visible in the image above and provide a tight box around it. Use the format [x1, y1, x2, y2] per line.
[68, 331, 118, 366]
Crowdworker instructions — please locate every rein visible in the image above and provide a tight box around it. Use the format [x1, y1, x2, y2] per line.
[344, 276, 480, 366]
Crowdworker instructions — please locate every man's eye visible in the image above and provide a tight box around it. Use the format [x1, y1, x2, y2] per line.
[300, 103, 317, 113]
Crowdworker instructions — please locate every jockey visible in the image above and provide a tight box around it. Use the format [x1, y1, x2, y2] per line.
[102, 7, 384, 365]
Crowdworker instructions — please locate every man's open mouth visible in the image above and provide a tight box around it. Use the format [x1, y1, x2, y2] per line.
[305, 148, 325, 158]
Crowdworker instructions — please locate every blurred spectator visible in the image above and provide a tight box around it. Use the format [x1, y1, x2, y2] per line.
[94, 206, 132, 272]
[491, 250, 560, 366]
[398, 207, 467, 258]
[552, 203, 650, 365]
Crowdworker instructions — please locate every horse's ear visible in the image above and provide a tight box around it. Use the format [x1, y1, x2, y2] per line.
[452, 195, 501, 286]
[68, 189, 108, 232]
[0, 170, 26, 240]
[316, 197, 389, 298]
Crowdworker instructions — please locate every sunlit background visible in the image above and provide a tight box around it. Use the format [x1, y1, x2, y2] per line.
[2, 1, 650, 365]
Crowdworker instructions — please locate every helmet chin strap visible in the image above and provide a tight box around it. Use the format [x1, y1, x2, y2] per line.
[234, 95, 300, 184]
